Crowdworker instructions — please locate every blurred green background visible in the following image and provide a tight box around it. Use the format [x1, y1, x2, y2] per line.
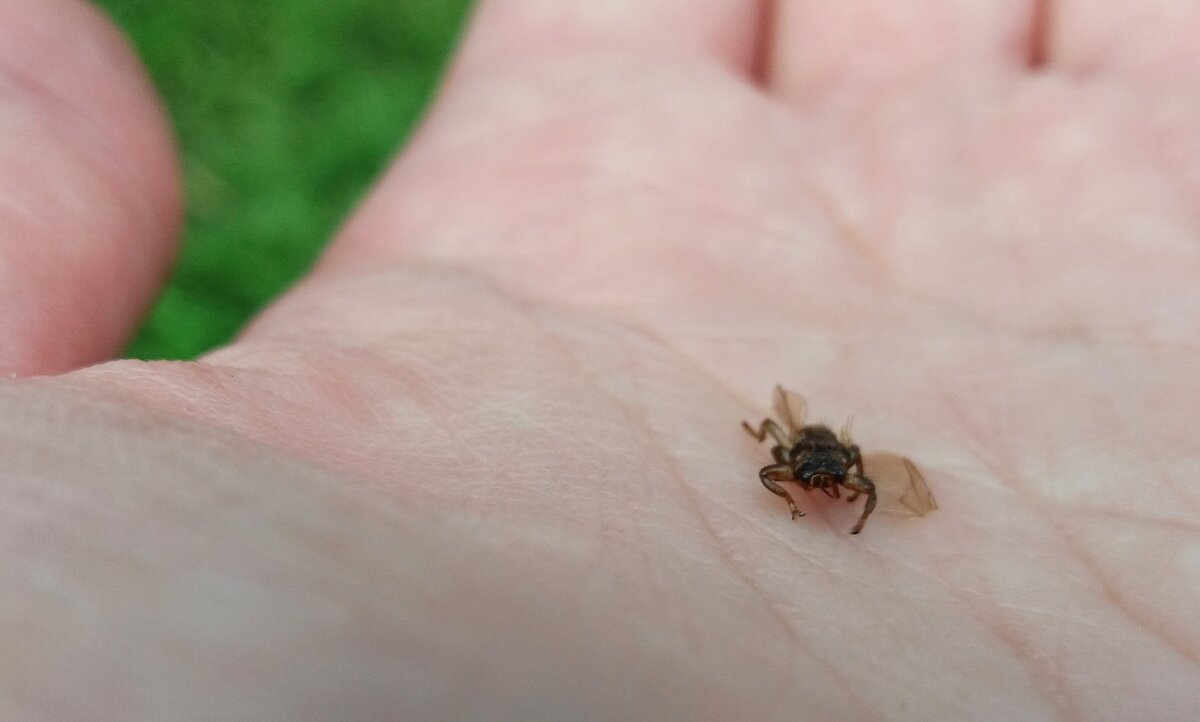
[94, 0, 475, 359]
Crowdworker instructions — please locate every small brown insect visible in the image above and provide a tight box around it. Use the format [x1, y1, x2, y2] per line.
[742, 386, 937, 534]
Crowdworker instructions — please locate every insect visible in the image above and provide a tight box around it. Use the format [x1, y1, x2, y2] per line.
[742, 386, 937, 534]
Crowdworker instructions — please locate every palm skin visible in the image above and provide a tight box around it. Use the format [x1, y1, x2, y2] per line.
[1, 2, 1197, 720]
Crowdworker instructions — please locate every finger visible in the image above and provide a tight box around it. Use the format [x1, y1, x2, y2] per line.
[313, 0, 776, 301]
[452, 0, 766, 79]
[0, 0, 180, 375]
[767, 0, 1045, 106]
[147, 2, 770, 365]
[1050, 0, 1200, 87]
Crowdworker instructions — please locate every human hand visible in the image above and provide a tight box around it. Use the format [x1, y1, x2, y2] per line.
[3, 2, 1197, 719]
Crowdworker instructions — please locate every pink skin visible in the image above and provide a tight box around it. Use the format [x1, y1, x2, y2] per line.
[2, 1, 1198, 719]
[0, 0, 179, 374]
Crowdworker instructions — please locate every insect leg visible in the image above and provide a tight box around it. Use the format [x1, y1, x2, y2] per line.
[742, 419, 792, 448]
[841, 474, 877, 535]
[846, 444, 865, 476]
[758, 463, 805, 519]
[843, 446, 865, 503]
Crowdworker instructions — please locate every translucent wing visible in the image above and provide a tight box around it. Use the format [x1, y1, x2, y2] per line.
[771, 385, 808, 441]
[863, 452, 938, 517]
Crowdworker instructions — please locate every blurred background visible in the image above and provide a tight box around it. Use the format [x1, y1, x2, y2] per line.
[95, 0, 475, 359]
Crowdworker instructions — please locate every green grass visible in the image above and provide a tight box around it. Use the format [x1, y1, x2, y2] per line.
[94, 0, 474, 359]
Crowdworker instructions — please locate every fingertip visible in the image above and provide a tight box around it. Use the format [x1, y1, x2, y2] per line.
[0, 0, 181, 374]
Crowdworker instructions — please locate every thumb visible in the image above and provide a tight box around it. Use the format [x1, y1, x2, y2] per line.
[0, 0, 180, 375]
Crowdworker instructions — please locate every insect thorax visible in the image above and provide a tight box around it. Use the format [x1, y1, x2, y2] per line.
[791, 426, 850, 485]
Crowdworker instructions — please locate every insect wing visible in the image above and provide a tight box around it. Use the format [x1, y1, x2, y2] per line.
[863, 452, 938, 517]
[894, 457, 938, 515]
[771, 385, 808, 441]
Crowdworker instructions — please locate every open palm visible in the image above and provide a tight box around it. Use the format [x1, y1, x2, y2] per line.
[3, 2, 1197, 720]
